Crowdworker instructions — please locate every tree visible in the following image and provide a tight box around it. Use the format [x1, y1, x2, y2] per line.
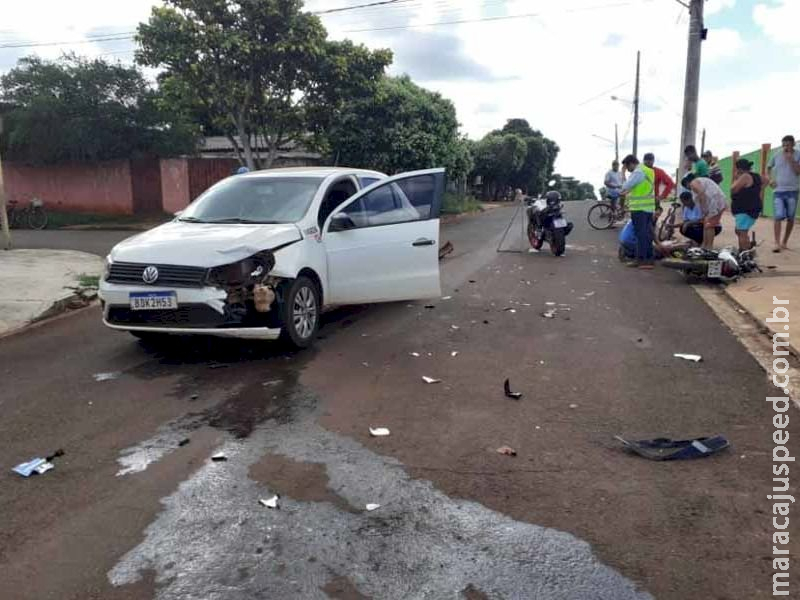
[472, 133, 527, 200]
[137, 0, 391, 169]
[328, 75, 471, 180]
[487, 118, 560, 196]
[0, 54, 197, 164]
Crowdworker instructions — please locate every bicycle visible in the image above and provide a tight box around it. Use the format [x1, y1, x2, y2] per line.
[6, 197, 48, 230]
[587, 200, 628, 230]
[657, 201, 681, 242]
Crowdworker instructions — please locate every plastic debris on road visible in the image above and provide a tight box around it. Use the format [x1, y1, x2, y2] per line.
[93, 372, 121, 382]
[674, 353, 703, 362]
[569, 404, 579, 409]
[259, 495, 280, 509]
[545, 302, 556, 306]
[504, 379, 523, 399]
[12, 449, 64, 477]
[369, 427, 391, 437]
[422, 376, 441, 384]
[451, 351, 459, 357]
[496, 446, 517, 456]
[441, 296, 453, 301]
[542, 309, 556, 319]
[211, 453, 228, 462]
[365, 503, 381, 511]
[451, 325, 460, 330]
[503, 308, 517, 313]
[615, 435, 730, 461]
[409, 352, 421, 357]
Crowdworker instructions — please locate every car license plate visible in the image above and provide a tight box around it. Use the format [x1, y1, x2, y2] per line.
[707, 260, 723, 278]
[130, 291, 177, 310]
[553, 218, 567, 228]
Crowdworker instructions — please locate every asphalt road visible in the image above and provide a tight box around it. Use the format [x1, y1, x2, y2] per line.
[10, 229, 134, 256]
[1, 203, 797, 600]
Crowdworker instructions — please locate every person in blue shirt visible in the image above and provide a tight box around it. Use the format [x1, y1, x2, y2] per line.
[618, 207, 663, 262]
[677, 191, 721, 245]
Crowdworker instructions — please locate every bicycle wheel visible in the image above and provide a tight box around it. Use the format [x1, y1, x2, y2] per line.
[27, 207, 48, 230]
[657, 219, 674, 242]
[587, 203, 616, 230]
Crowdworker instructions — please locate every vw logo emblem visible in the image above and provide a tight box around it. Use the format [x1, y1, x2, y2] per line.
[142, 266, 159, 284]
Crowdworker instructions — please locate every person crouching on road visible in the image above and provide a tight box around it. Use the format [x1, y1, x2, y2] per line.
[618, 207, 664, 262]
[619, 154, 656, 269]
[730, 158, 762, 251]
[677, 191, 712, 245]
[681, 173, 727, 250]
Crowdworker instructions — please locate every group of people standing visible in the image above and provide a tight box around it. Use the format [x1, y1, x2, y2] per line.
[604, 134, 800, 268]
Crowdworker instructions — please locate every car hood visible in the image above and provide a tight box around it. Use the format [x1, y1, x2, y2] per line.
[110, 221, 303, 267]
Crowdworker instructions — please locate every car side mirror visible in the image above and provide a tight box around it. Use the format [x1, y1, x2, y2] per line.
[329, 213, 356, 232]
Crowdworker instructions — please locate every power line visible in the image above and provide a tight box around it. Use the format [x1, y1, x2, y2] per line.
[315, 0, 413, 15]
[577, 80, 631, 107]
[0, 33, 135, 49]
[342, 1, 634, 33]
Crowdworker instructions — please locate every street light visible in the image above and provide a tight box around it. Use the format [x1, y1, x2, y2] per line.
[591, 123, 619, 161]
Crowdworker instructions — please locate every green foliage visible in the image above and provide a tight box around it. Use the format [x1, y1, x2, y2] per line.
[472, 132, 527, 199]
[472, 118, 560, 199]
[442, 192, 481, 215]
[0, 54, 198, 164]
[549, 174, 596, 201]
[328, 75, 470, 178]
[137, 0, 391, 168]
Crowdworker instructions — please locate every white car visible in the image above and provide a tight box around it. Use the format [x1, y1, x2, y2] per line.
[99, 167, 445, 348]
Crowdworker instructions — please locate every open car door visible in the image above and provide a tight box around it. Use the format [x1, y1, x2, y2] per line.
[323, 168, 445, 305]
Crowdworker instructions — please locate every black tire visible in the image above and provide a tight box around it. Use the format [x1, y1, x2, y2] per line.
[279, 276, 320, 349]
[550, 228, 566, 256]
[527, 222, 543, 250]
[27, 207, 48, 230]
[587, 203, 616, 230]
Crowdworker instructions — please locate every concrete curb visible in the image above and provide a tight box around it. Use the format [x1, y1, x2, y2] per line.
[0, 297, 98, 341]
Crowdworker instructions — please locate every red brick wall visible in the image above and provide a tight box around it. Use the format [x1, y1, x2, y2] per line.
[188, 158, 238, 202]
[3, 160, 135, 215]
[130, 160, 163, 215]
[160, 159, 191, 215]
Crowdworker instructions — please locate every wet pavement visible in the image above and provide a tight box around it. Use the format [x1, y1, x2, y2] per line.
[0, 204, 798, 599]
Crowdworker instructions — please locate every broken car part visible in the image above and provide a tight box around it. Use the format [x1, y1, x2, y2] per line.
[674, 353, 703, 362]
[369, 427, 391, 437]
[259, 495, 280, 509]
[422, 376, 441, 384]
[496, 446, 517, 456]
[615, 435, 730, 461]
[504, 379, 523, 400]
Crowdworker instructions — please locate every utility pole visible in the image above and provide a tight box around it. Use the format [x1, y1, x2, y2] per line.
[0, 117, 10, 251]
[700, 128, 706, 155]
[678, 0, 704, 180]
[615, 123, 619, 162]
[632, 50, 640, 158]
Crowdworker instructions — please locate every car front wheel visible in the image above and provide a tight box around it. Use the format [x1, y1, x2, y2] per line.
[279, 276, 320, 349]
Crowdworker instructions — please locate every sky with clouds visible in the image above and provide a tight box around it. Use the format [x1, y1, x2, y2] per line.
[1, 0, 797, 185]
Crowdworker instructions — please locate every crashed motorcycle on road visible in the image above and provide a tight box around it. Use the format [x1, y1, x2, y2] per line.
[660, 246, 761, 282]
[527, 191, 574, 256]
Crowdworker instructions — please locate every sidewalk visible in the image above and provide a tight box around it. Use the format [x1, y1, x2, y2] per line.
[715, 212, 800, 355]
[0, 249, 104, 337]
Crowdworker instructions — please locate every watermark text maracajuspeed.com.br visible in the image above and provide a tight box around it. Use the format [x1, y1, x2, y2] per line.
[767, 295, 792, 596]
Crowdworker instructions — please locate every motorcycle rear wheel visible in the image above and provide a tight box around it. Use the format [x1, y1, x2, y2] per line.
[550, 228, 566, 256]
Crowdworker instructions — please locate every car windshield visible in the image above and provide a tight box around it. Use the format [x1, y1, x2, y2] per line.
[179, 176, 323, 224]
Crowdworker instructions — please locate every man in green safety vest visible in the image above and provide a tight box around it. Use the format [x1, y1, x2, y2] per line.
[619, 154, 656, 270]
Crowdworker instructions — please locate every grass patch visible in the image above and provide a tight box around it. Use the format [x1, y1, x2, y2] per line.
[78, 274, 101, 288]
[442, 193, 482, 215]
[45, 211, 170, 229]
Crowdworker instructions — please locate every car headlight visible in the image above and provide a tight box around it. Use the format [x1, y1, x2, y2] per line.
[206, 251, 276, 287]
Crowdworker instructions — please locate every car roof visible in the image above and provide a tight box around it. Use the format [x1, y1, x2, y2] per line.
[239, 167, 386, 179]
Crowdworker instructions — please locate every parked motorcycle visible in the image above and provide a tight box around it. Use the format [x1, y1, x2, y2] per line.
[660, 246, 761, 281]
[526, 191, 574, 256]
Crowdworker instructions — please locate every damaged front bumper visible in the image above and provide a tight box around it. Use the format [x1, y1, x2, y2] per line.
[99, 282, 283, 340]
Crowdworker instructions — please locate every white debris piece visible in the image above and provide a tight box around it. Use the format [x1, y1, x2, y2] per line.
[569, 404, 579, 409]
[410, 352, 421, 357]
[674, 353, 703, 362]
[422, 376, 441, 384]
[545, 302, 556, 306]
[259, 495, 280, 509]
[542, 309, 556, 319]
[211, 452, 228, 462]
[451, 351, 459, 357]
[451, 325, 460, 330]
[369, 427, 391, 437]
[441, 296, 453, 301]
[585, 291, 596, 297]
[93, 371, 121, 382]
[365, 503, 381, 512]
